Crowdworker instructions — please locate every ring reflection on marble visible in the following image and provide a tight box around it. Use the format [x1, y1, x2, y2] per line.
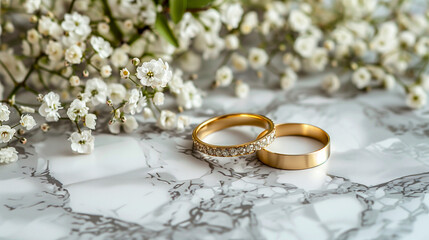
[256, 123, 330, 170]
[192, 113, 276, 157]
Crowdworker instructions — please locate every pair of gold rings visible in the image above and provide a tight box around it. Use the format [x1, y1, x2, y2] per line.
[192, 113, 330, 170]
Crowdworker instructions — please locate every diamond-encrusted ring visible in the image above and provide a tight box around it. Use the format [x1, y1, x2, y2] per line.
[192, 113, 276, 157]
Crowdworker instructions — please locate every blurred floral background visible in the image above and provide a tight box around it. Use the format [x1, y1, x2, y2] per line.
[0, 0, 428, 163]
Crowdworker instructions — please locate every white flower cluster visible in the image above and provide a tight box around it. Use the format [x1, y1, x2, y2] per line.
[0, 103, 36, 164]
[0, 0, 428, 163]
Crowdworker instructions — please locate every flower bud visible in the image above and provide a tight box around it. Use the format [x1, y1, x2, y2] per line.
[18, 129, 25, 135]
[132, 58, 140, 66]
[41, 123, 50, 132]
[83, 69, 89, 77]
[20, 138, 27, 144]
[106, 99, 113, 106]
[37, 94, 44, 102]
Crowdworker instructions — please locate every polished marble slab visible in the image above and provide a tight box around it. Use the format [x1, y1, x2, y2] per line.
[1, 80, 429, 240]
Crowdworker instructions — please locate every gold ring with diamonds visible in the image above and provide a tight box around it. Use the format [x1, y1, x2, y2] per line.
[192, 113, 276, 157]
[256, 123, 330, 170]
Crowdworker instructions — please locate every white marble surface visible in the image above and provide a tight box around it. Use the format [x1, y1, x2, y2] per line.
[1, 81, 429, 240]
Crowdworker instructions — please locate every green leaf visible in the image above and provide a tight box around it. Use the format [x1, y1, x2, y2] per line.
[187, 0, 213, 9]
[154, 14, 179, 48]
[170, 0, 187, 24]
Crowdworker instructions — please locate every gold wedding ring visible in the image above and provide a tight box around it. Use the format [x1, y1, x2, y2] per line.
[192, 113, 276, 157]
[256, 123, 330, 170]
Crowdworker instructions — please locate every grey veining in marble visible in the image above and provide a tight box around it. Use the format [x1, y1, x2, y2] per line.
[1, 80, 429, 240]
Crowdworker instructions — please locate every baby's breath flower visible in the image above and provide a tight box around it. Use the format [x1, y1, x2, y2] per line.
[235, 81, 250, 98]
[100, 65, 112, 78]
[84, 113, 97, 129]
[153, 92, 165, 106]
[0, 103, 10, 122]
[352, 67, 371, 89]
[215, 66, 233, 86]
[406, 86, 427, 109]
[280, 68, 297, 91]
[248, 48, 268, 69]
[321, 74, 341, 94]
[0, 147, 18, 164]
[20, 115, 36, 130]
[0, 125, 15, 143]
[69, 130, 94, 154]
[158, 110, 177, 130]
[120, 68, 130, 79]
[69, 76, 80, 87]
[143, 107, 154, 119]
[38, 92, 62, 122]
[65, 45, 83, 64]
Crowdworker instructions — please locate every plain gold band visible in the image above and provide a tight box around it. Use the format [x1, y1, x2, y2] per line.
[192, 113, 276, 157]
[256, 123, 330, 170]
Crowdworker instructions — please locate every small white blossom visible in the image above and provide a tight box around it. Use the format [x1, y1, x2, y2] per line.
[20, 115, 36, 130]
[289, 10, 311, 33]
[248, 48, 268, 69]
[123, 89, 146, 114]
[294, 36, 317, 58]
[20, 106, 35, 113]
[100, 65, 112, 78]
[84, 78, 108, 106]
[90, 36, 113, 59]
[46, 40, 64, 62]
[136, 58, 172, 89]
[38, 16, 63, 39]
[38, 92, 62, 122]
[399, 31, 416, 48]
[108, 116, 138, 134]
[240, 11, 258, 34]
[69, 76, 80, 87]
[61, 12, 91, 43]
[220, 3, 243, 30]
[120, 68, 130, 79]
[168, 70, 184, 94]
[216, 66, 233, 86]
[231, 53, 248, 72]
[143, 107, 154, 119]
[235, 81, 250, 98]
[84, 113, 97, 129]
[24, 0, 41, 13]
[158, 110, 177, 130]
[383, 75, 396, 90]
[26, 28, 40, 44]
[67, 99, 89, 121]
[352, 67, 371, 89]
[177, 81, 203, 110]
[406, 86, 427, 109]
[108, 83, 127, 105]
[415, 37, 429, 56]
[97, 22, 110, 35]
[178, 51, 202, 72]
[331, 27, 354, 46]
[280, 69, 297, 91]
[153, 92, 165, 106]
[321, 74, 341, 94]
[0, 147, 18, 164]
[0, 125, 15, 143]
[69, 130, 94, 154]
[176, 115, 190, 132]
[0, 103, 10, 122]
[225, 34, 239, 50]
[111, 49, 129, 68]
[65, 45, 83, 64]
